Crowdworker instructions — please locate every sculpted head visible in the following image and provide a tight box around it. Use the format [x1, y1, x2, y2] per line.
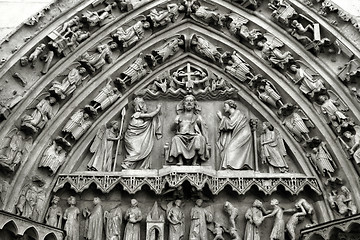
[110, 120, 119, 130]
[67, 196, 76, 205]
[271, 199, 279, 206]
[195, 199, 203, 207]
[131, 199, 138, 207]
[175, 199, 182, 207]
[184, 95, 196, 111]
[253, 199, 262, 208]
[93, 197, 101, 205]
[262, 121, 274, 131]
[52, 195, 60, 204]
[224, 100, 237, 113]
[133, 97, 147, 113]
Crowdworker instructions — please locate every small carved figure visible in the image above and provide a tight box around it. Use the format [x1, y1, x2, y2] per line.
[112, 20, 150, 48]
[217, 100, 254, 170]
[82, 3, 117, 27]
[79, 42, 117, 73]
[122, 97, 162, 169]
[209, 223, 225, 240]
[0, 94, 24, 122]
[279, 103, 312, 142]
[190, 1, 227, 27]
[288, 64, 325, 98]
[39, 140, 66, 174]
[64, 196, 80, 240]
[329, 186, 357, 216]
[244, 200, 266, 240]
[21, 95, 58, 135]
[145, 36, 184, 67]
[86, 79, 121, 113]
[285, 207, 306, 240]
[167, 200, 185, 240]
[105, 204, 122, 240]
[224, 201, 239, 229]
[88, 121, 120, 171]
[268, 0, 297, 25]
[59, 16, 81, 35]
[45, 196, 62, 228]
[257, 33, 293, 69]
[189, 199, 213, 240]
[338, 59, 360, 84]
[225, 51, 253, 82]
[228, 14, 262, 45]
[260, 122, 288, 173]
[15, 176, 45, 221]
[147, 3, 183, 27]
[168, 95, 210, 166]
[49, 66, 87, 100]
[115, 54, 148, 85]
[294, 199, 317, 226]
[28, 43, 46, 67]
[251, 77, 283, 108]
[124, 199, 143, 240]
[191, 34, 229, 65]
[84, 197, 104, 240]
[264, 199, 285, 240]
[341, 125, 360, 164]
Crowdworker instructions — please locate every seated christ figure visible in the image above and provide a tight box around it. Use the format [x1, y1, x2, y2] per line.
[168, 95, 210, 166]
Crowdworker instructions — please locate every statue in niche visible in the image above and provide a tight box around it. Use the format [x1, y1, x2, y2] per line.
[244, 199, 267, 240]
[39, 140, 66, 174]
[168, 95, 210, 166]
[85, 78, 121, 114]
[263, 199, 286, 240]
[191, 34, 229, 65]
[338, 59, 360, 84]
[28, 43, 46, 67]
[250, 76, 283, 109]
[49, 65, 88, 100]
[225, 51, 253, 83]
[105, 204, 122, 240]
[82, 2, 117, 27]
[329, 186, 357, 216]
[15, 176, 46, 221]
[122, 97, 162, 169]
[0, 128, 32, 172]
[45, 196, 62, 228]
[84, 197, 104, 240]
[147, 3, 183, 27]
[224, 201, 239, 229]
[79, 42, 117, 73]
[112, 20, 150, 49]
[287, 64, 325, 99]
[313, 90, 349, 128]
[64, 196, 80, 240]
[124, 199, 142, 240]
[145, 36, 184, 67]
[115, 54, 148, 85]
[228, 14, 263, 46]
[217, 100, 254, 170]
[260, 122, 288, 173]
[21, 95, 59, 135]
[256, 33, 293, 69]
[190, 1, 227, 27]
[341, 125, 360, 164]
[88, 120, 120, 172]
[57, 109, 93, 147]
[279, 103, 312, 142]
[166, 200, 185, 240]
[189, 199, 213, 240]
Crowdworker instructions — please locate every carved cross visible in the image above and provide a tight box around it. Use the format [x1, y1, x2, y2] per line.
[177, 63, 202, 91]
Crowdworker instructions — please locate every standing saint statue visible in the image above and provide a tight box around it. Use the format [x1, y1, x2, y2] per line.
[84, 197, 104, 240]
[105, 204, 122, 240]
[243, 200, 266, 240]
[217, 100, 254, 170]
[45, 196, 62, 228]
[122, 97, 162, 169]
[88, 121, 120, 171]
[124, 199, 143, 240]
[189, 199, 213, 240]
[263, 199, 286, 240]
[169, 95, 210, 166]
[167, 199, 185, 240]
[260, 122, 288, 173]
[39, 141, 66, 174]
[63, 196, 80, 240]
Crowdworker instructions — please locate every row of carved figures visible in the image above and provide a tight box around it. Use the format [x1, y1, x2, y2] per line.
[44, 195, 319, 240]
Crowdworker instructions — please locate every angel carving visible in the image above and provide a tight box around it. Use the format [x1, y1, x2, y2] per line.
[147, 3, 184, 27]
[287, 62, 325, 99]
[111, 18, 150, 49]
[145, 36, 184, 67]
[313, 90, 349, 128]
[0, 128, 32, 172]
[79, 41, 117, 73]
[21, 93, 59, 135]
[49, 63, 88, 100]
[250, 76, 283, 108]
[228, 14, 263, 45]
[82, 2, 117, 27]
[279, 103, 313, 142]
[38, 140, 66, 174]
[260, 122, 288, 173]
[340, 125, 360, 165]
[190, 1, 227, 27]
[115, 54, 148, 85]
[256, 33, 293, 69]
[191, 34, 229, 65]
[225, 51, 253, 82]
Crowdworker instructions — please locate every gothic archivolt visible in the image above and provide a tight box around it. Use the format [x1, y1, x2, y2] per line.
[0, 0, 360, 240]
